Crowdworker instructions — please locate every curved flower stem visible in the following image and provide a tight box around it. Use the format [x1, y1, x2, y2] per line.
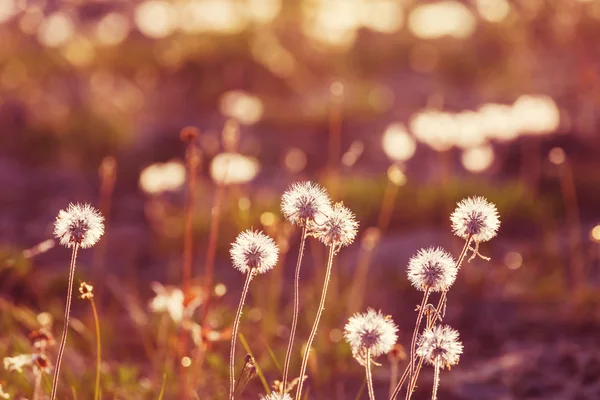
[90, 298, 102, 400]
[389, 362, 411, 400]
[429, 235, 471, 328]
[51, 243, 79, 400]
[431, 360, 440, 400]
[282, 225, 308, 394]
[295, 245, 335, 400]
[229, 271, 253, 400]
[405, 356, 424, 400]
[408, 288, 430, 382]
[365, 349, 375, 400]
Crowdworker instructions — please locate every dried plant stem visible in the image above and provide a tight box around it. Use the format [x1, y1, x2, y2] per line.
[229, 272, 253, 400]
[431, 360, 440, 400]
[430, 235, 471, 327]
[408, 288, 430, 382]
[51, 243, 79, 400]
[405, 357, 424, 400]
[388, 359, 399, 399]
[365, 349, 375, 400]
[295, 246, 335, 400]
[389, 362, 411, 400]
[282, 225, 308, 393]
[90, 298, 102, 400]
[33, 371, 42, 400]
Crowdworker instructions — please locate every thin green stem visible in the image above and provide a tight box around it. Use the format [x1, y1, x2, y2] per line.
[282, 225, 308, 393]
[51, 243, 79, 400]
[365, 349, 375, 400]
[229, 272, 253, 400]
[90, 298, 102, 400]
[295, 246, 335, 400]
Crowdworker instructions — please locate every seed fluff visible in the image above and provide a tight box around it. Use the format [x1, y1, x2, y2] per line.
[260, 393, 292, 400]
[311, 202, 358, 249]
[230, 230, 279, 274]
[450, 196, 500, 243]
[344, 308, 398, 365]
[407, 247, 458, 292]
[53, 203, 104, 248]
[416, 325, 463, 369]
[281, 181, 332, 226]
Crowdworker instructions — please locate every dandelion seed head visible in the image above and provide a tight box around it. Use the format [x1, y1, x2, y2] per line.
[312, 203, 358, 248]
[260, 393, 292, 400]
[417, 325, 463, 369]
[149, 282, 185, 323]
[53, 203, 104, 248]
[281, 181, 332, 226]
[344, 308, 398, 365]
[230, 230, 279, 274]
[407, 247, 457, 292]
[450, 196, 500, 242]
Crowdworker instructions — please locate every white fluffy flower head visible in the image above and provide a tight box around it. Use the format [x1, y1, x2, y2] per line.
[260, 394, 292, 400]
[54, 203, 104, 248]
[281, 181, 332, 226]
[417, 325, 463, 369]
[312, 202, 358, 249]
[451, 196, 500, 243]
[230, 230, 279, 274]
[407, 247, 457, 292]
[344, 308, 398, 365]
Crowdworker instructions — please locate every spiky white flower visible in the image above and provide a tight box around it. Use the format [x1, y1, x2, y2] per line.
[407, 247, 457, 292]
[260, 393, 292, 400]
[450, 196, 500, 243]
[54, 203, 104, 248]
[312, 203, 358, 248]
[230, 230, 279, 274]
[416, 325, 463, 369]
[344, 308, 398, 365]
[281, 181, 332, 226]
[3, 354, 35, 373]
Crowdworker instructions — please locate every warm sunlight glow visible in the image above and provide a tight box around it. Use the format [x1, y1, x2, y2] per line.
[284, 148, 307, 173]
[37, 12, 75, 48]
[512, 95, 560, 135]
[139, 160, 186, 194]
[96, 12, 130, 46]
[461, 144, 495, 173]
[382, 123, 417, 162]
[219, 91, 264, 125]
[210, 152, 260, 185]
[0, 0, 17, 24]
[591, 225, 600, 242]
[475, 0, 510, 23]
[408, 1, 476, 39]
[135, 1, 177, 39]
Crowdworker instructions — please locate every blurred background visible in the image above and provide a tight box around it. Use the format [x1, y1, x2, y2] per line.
[1, 0, 600, 399]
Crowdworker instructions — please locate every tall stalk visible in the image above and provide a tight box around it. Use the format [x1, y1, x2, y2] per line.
[408, 288, 430, 381]
[295, 246, 335, 400]
[389, 362, 411, 400]
[282, 225, 308, 393]
[229, 272, 253, 400]
[405, 357, 424, 400]
[89, 297, 102, 400]
[51, 244, 79, 400]
[365, 349, 375, 400]
[431, 360, 440, 400]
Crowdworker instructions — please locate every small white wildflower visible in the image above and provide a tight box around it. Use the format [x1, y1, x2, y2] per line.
[450, 196, 500, 243]
[3, 354, 35, 373]
[416, 325, 463, 369]
[344, 308, 398, 365]
[230, 230, 279, 275]
[149, 282, 185, 323]
[53, 203, 104, 248]
[260, 393, 292, 400]
[281, 181, 332, 226]
[407, 247, 458, 292]
[312, 202, 358, 248]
